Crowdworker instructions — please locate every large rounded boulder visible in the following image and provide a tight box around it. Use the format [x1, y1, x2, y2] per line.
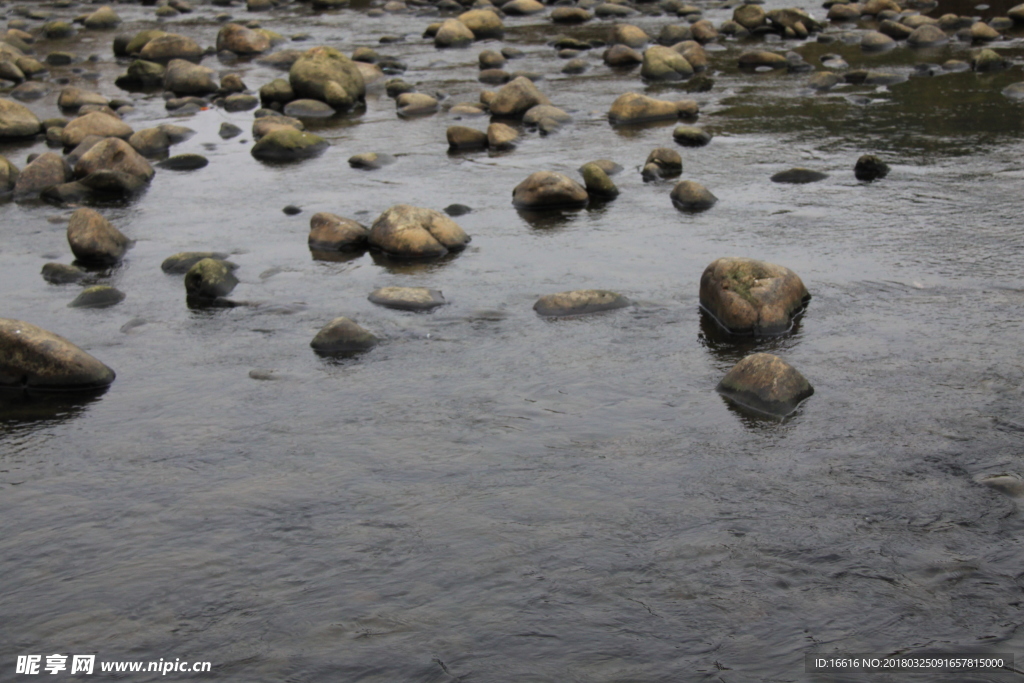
[308, 212, 369, 251]
[67, 208, 131, 264]
[216, 23, 272, 55]
[311, 317, 378, 354]
[489, 76, 550, 118]
[716, 353, 813, 417]
[0, 318, 115, 390]
[368, 205, 471, 259]
[0, 97, 42, 138]
[289, 46, 366, 111]
[699, 257, 810, 335]
[513, 171, 588, 209]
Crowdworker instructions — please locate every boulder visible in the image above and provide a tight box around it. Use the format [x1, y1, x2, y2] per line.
[58, 87, 109, 113]
[489, 76, 550, 117]
[368, 205, 471, 258]
[523, 104, 571, 134]
[641, 45, 693, 81]
[699, 257, 810, 335]
[458, 10, 504, 38]
[289, 46, 366, 112]
[184, 258, 238, 300]
[670, 180, 717, 211]
[690, 20, 719, 43]
[125, 29, 168, 55]
[434, 19, 475, 47]
[114, 60, 166, 89]
[283, 99, 336, 118]
[771, 167, 828, 183]
[68, 285, 125, 309]
[828, 3, 862, 20]
[973, 48, 1008, 71]
[368, 287, 447, 311]
[84, 6, 122, 29]
[579, 162, 618, 199]
[138, 33, 204, 63]
[0, 97, 42, 138]
[673, 125, 711, 146]
[733, 4, 767, 29]
[252, 115, 304, 140]
[608, 24, 649, 48]
[603, 45, 644, 66]
[67, 208, 130, 264]
[0, 155, 18, 192]
[260, 78, 296, 107]
[534, 290, 630, 316]
[41, 263, 87, 284]
[251, 128, 329, 161]
[808, 72, 840, 90]
[504, 0, 545, 14]
[581, 159, 623, 176]
[607, 92, 697, 124]
[161, 252, 229, 273]
[157, 154, 208, 171]
[448, 125, 488, 150]
[310, 317, 378, 354]
[308, 212, 369, 250]
[74, 137, 154, 186]
[907, 24, 948, 46]
[551, 7, 593, 22]
[61, 112, 133, 148]
[854, 154, 889, 180]
[13, 153, 68, 200]
[643, 147, 682, 180]
[216, 23, 271, 54]
[487, 121, 518, 149]
[396, 92, 439, 117]
[861, 30, 896, 51]
[164, 59, 218, 95]
[658, 24, 693, 45]
[0, 318, 115, 390]
[717, 353, 813, 417]
[512, 171, 588, 209]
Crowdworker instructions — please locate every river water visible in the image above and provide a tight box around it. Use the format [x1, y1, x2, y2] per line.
[2, 0, 1024, 681]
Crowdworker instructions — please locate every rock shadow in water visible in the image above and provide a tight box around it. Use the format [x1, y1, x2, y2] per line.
[516, 206, 585, 231]
[0, 387, 108, 433]
[369, 250, 462, 275]
[697, 308, 805, 364]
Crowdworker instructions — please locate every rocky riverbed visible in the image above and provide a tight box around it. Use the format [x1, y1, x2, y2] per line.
[2, 0, 1024, 680]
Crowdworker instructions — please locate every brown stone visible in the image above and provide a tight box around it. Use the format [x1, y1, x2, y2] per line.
[67, 207, 130, 264]
[716, 353, 813, 417]
[699, 257, 810, 335]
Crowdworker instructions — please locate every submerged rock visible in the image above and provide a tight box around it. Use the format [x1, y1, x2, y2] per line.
[512, 171, 588, 209]
[348, 152, 395, 169]
[184, 258, 238, 300]
[310, 317, 378, 354]
[0, 318, 116, 390]
[699, 257, 810, 335]
[68, 285, 125, 309]
[67, 208, 130, 265]
[161, 251, 229, 273]
[368, 286, 447, 311]
[717, 352, 813, 417]
[533, 289, 630, 316]
[854, 154, 889, 181]
[670, 180, 717, 211]
[771, 168, 828, 183]
[368, 205, 471, 258]
[157, 154, 208, 171]
[308, 212, 369, 251]
[41, 262, 87, 284]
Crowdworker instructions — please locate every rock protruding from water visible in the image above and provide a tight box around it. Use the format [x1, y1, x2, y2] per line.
[184, 258, 239, 301]
[161, 251, 229, 273]
[448, 125, 488, 150]
[641, 46, 693, 81]
[670, 180, 717, 211]
[310, 317, 378, 354]
[67, 208, 130, 265]
[489, 76, 550, 118]
[0, 98, 43, 139]
[700, 257, 810, 335]
[368, 286, 447, 311]
[716, 352, 813, 417]
[289, 46, 366, 112]
[673, 125, 712, 147]
[308, 212, 369, 251]
[771, 168, 828, 183]
[608, 92, 697, 125]
[251, 128, 329, 161]
[642, 148, 682, 180]
[513, 171, 588, 209]
[368, 205, 471, 258]
[487, 122, 518, 149]
[533, 289, 630, 316]
[42, 263, 87, 284]
[216, 23, 272, 55]
[579, 162, 619, 199]
[0, 318, 116, 390]
[854, 154, 889, 181]
[68, 285, 125, 309]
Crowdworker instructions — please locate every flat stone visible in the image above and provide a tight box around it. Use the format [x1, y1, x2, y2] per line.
[157, 154, 208, 171]
[161, 251, 230, 273]
[308, 212, 369, 250]
[283, 99, 337, 118]
[673, 125, 712, 147]
[368, 286, 447, 311]
[533, 289, 630, 317]
[68, 285, 125, 309]
[348, 152, 395, 169]
[771, 168, 828, 183]
[41, 263, 87, 284]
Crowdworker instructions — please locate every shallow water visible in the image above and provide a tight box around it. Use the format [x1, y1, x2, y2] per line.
[3, 0, 1024, 681]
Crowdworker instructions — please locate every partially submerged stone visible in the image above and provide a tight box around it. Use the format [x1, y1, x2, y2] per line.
[607, 92, 697, 125]
[251, 128, 329, 161]
[161, 251, 229, 273]
[533, 289, 630, 317]
[579, 162, 619, 199]
[489, 76, 550, 118]
[643, 148, 682, 180]
[771, 168, 828, 183]
[348, 152, 395, 169]
[716, 352, 813, 417]
[68, 285, 125, 309]
[310, 317, 378, 354]
[673, 125, 712, 147]
[67, 208, 130, 265]
[368, 286, 447, 311]
[41, 263, 87, 284]
[368, 205, 471, 259]
[308, 212, 369, 251]
[184, 258, 238, 300]
[699, 257, 810, 335]
[0, 97, 44, 138]
[512, 171, 588, 209]
[854, 154, 889, 181]
[448, 125, 488, 150]
[487, 122, 518, 149]
[0, 318, 116, 390]
[670, 180, 717, 211]
[289, 46, 366, 112]
[157, 154, 208, 171]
